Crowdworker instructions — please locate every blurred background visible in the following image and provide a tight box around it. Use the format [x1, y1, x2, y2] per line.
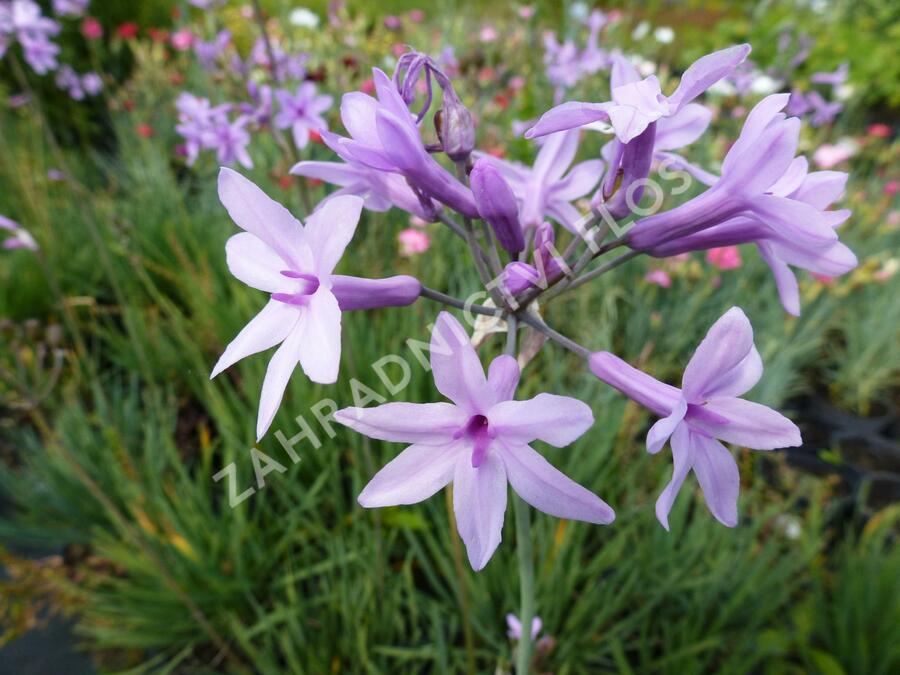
[1, 0, 898, 673]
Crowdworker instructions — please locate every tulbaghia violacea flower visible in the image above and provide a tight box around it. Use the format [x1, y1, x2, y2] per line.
[335, 312, 614, 570]
[502, 221, 565, 295]
[326, 68, 478, 217]
[526, 44, 750, 143]
[626, 94, 848, 258]
[274, 82, 333, 149]
[211, 169, 420, 439]
[470, 159, 525, 253]
[507, 613, 542, 640]
[0, 214, 38, 250]
[477, 130, 603, 231]
[291, 130, 439, 221]
[52, 0, 89, 18]
[646, 159, 855, 315]
[194, 29, 230, 71]
[589, 307, 801, 529]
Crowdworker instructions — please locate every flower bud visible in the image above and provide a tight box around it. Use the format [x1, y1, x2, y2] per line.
[330, 275, 421, 311]
[435, 92, 476, 162]
[470, 159, 525, 253]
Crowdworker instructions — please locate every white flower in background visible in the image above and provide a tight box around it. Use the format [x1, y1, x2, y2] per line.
[631, 21, 650, 40]
[835, 83, 854, 101]
[708, 79, 736, 97]
[654, 27, 675, 44]
[289, 7, 319, 28]
[568, 2, 589, 21]
[636, 57, 656, 77]
[750, 74, 781, 95]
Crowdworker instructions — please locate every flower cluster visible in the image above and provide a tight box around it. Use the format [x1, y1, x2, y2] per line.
[0, 0, 62, 74]
[542, 10, 611, 102]
[210, 41, 857, 575]
[55, 64, 102, 100]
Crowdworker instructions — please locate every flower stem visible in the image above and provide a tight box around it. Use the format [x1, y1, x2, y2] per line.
[419, 286, 502, 317]
[514, 494, 535, 674]
[516, 312, 591, 359]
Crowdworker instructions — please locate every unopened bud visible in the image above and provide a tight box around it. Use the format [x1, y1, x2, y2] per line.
[470, 159, 525, 253]
[435, 93, 476, 162]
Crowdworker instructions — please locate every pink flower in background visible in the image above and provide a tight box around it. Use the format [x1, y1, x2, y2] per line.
[81, 16, 102, 39]
[867, 123, 891, 139]
[408, 9, 424, 23]
[336, 313, 614, 570]
[383, 15, 401, 30]
[644, 269, 672, 287]
[171, 28, 194, 51]
[398, 228, 429, 256]
[811, 272, 835, 285]
[812, 139, 857, 168]
[480, 25, 498, 43]
[518, 6, 535, 20]
[706, 246, 743, 270]
[884, 180, 899, 196]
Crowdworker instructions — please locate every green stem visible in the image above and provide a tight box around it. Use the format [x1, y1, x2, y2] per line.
[514, 494, 535, 674]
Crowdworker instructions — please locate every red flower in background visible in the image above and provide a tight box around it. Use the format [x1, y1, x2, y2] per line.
[137, 124, 154, 138]
[116, 22, 139, 40]
[82, 17, 103, 40]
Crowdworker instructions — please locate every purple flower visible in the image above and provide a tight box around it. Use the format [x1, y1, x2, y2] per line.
[1, 214, 38, 251]
[274, 82, 333, 149]
[242, 81, 273, 125]
[55, 64, 84, 99]
[590, 307, 801, 529]
[335, 312, 614, 570]
[81, 71, 102, 95]
[52, 0, 89, 18]
[187, 0, 226, 8]
[328, 68, 478, 217]
[194, 29, 230, 70]
[507, 613, 542, 640]
[20, 32, 59, 74]
[646, 159, 855, 315]
[527, 44, 750, 143]
[208, 115, 253, 168]
[291, 131, 439, 221]
[810, 62, 848, 87]
[476, 130, 602, 231]
[3, 0, 61, 74]
[806, 91, 842, 127]
[626, 94, 845, 258]
[470, 159, 525, 253]
[212, 170, 420, 438]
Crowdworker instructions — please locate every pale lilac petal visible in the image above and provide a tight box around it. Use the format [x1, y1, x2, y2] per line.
[758, 242, 801, 316]
[290, 160, 366, 185]
[296, 288, 342, 384]
[551, 159, 604, 201]
[334, 402, 467, 444]
[682, 307, 755, 401]
[488, 394, 593, 447]
[217, 168, 311, 270]
[791, 170, 847, 209]
[501, 443, 615, 524]
[655, 423, 693, 530]
[525, 102, 612, 138]
[358, 441, 462, 507]
[453, 453, 507, 570]
[224, 232, 292, 293]
[430, 312, 494, 414]
[546, 201, 582, 232]
[610, 55, 641, 89]
[607, 104, 657, 144]
[691, 433, 740, 527]
[697, 397, 802, 449]
[211, 300, 298, 378]
[646, 398, 687, 454]
[769, 156, 809, 197]
[487, 355, 520, 403]
[256, 321, 305, 439]
[340, 92, 380, 145]
[654, 103, 712, 151]
[723, 118, 800, 195]
[751, 194, 839, 247]
[589, 352, 682, 417]
[302, 194, 364, 276]
[668, 44, 752, 110]
[533, 129, 580, 185]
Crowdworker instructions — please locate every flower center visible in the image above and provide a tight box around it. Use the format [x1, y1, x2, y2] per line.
[272, 270, 320, 306]
[453, 414, 494, 468]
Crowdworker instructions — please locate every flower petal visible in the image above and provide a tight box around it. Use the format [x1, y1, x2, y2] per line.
[691, 433, 740, 527]
[668, 44, 752, 110]
[225, 232, 292, 293]
[647, 398, 687, 454]
[296, 288, 342, 384]
[551, 159, 604, 201]
[217, 168, 311, 271]
[430, 312, 494, 414]
[655, 422, 693, 530]
[758, 242, 801, 316]
[488, 393, 593, 447]
[697, 397, 802, 449]
[525, 102, 612, 139]
[302, 194, 364, 276]
[501, 443, 614, 524]
[211, 299, 299, 378]
[487, 355, 520, 403]
[654, 103, 712, 151]
[334, 402, 467, 444]
[453, 453, 508, 570]
[682, 307, 755, 401]
[256, 321, 305, 439]
[358, 441, 462, 507]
